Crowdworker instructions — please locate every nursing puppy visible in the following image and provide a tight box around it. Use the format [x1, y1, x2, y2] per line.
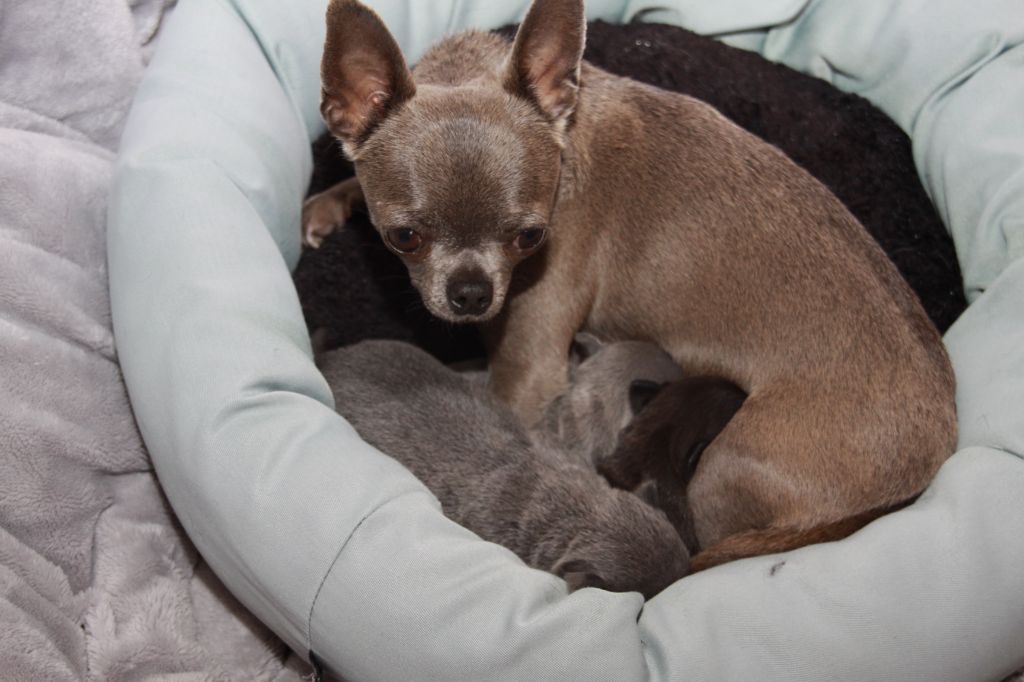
[529, 333, 684, 468]
[307, 0, 957, 567]
[600, 377, 748, 552]
[318, 339, 689, 598]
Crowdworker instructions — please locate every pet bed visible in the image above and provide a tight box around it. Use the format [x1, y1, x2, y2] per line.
[6, 5, 966, 681]
[105, 1, 1024, 680]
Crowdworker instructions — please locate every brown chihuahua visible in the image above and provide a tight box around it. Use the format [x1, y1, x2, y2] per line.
[306, 0, 957, 568]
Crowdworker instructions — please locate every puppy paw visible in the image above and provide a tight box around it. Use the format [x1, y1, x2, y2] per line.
[301, 177, 364, 249]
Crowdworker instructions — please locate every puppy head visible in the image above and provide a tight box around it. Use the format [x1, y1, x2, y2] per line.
[540, 335, 684, 464]
[599, 377, 748, 549]
[553, 490, 689, 600]
[320, 0, 585, 322]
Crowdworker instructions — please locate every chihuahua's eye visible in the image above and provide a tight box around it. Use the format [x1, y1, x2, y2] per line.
[385, 228, 423, 254]
[514, 227, 547, 252]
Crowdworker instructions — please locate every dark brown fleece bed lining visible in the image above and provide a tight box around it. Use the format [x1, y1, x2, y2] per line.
[294, 21, 966, 360]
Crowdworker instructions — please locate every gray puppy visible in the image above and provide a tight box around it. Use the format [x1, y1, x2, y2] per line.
[531, 333, 684, 468]
[317, 338, 688, 599]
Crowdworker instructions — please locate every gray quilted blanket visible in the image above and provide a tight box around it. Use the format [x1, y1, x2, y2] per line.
[0, 1, 304, 678]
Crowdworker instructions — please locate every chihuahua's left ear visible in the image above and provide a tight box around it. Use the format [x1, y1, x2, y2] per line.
[321, 0, 416, 152]
[505, 0, 586, 125]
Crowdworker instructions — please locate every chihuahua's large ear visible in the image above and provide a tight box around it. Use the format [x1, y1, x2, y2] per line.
[505, 0, 586, 125]
[321, 0, 416, 152]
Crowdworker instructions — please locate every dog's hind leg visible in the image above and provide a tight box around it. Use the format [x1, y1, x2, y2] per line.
[684, 384, 902, 553]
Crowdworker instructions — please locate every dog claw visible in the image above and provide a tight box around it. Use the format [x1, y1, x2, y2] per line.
[301, 197, 343, 249]
[303, 230, 325, 249]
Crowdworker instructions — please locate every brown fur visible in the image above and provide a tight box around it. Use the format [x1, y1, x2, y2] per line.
[309, 0, 958, 566]
[689, 498, 915, 573]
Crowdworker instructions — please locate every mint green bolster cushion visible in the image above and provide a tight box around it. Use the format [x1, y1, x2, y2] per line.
[107, 0, 1024, 679]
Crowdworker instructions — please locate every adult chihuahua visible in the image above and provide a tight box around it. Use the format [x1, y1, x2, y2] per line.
[305, 0, 957, 568]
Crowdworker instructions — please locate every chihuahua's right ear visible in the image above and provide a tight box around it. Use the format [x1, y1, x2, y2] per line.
[321, 0, 415, 154]
[505, 0, 586, 127]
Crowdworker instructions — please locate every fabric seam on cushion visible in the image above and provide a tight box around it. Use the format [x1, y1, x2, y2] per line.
[225, 0, 316, 143]
[305, 489, 434, 653]
[225, 0, 283, 87]
[907, 33, 1015, 142]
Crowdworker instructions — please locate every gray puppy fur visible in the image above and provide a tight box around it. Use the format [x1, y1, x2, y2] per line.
[317, 338, 689, 599]
[531, 333, 683, 468]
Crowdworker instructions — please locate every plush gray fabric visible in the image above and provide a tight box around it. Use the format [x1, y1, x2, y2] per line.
[0, 1, 305, 679]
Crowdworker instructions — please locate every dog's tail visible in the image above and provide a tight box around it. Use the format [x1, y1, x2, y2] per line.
[689, 498, 914, 573]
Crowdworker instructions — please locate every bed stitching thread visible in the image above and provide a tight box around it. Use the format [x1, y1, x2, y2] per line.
[305, 489, 427, 653]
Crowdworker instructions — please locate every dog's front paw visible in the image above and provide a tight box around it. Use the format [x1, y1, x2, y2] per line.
[301, 195, 341, 249]
[301, 177, 364, 249]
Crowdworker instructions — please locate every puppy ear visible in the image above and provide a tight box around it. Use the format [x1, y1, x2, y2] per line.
[632, 479, 661, 508]
[679, 440, 710, 480]
[628, 379, 667, 416]
[505, 0, 586, 124]
[569, 332, 604, 366]
[321, 0, 416, 151]
[554, 558, 608, 593]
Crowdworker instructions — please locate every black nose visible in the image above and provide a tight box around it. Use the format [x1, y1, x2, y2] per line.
[446, 278, 493, 315]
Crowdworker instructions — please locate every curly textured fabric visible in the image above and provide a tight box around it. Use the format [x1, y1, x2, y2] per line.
[107, 0, 1024, 679]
